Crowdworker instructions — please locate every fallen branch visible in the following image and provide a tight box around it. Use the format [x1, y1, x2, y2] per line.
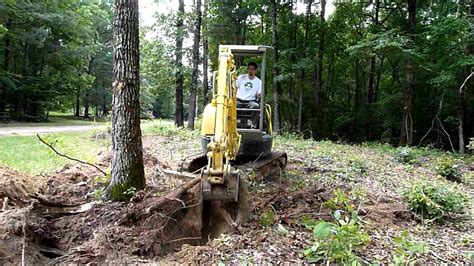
[36, 133, 106, 175]
[164, 236, 202, 244]
[146, 176, 200, 214]
[163, 169, 198, 180]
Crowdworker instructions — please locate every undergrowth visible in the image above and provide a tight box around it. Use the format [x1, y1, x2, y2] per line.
[403, 178, 469, 223]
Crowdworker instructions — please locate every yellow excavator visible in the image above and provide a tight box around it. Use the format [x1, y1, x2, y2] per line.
[183, 45, 287, 204]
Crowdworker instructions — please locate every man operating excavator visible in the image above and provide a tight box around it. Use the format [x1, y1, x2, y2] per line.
[236, 62, 261, 127]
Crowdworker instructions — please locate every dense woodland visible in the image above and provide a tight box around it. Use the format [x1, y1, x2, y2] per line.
[0, 0, 472, 152]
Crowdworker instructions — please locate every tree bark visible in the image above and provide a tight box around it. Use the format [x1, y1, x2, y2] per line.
[297, 0, 312, 133]
[270, 0, 280, 134]
[0, 19, 12, 113]
[188, 0, 202, 130]
[106, 0, 145, 201]
[175, 0, 185, 127]
[75, 90, 81, 116]
[458, 1, 474, 153]
[202, 0, 209, 109]
[400, 0, 416, 146]
[313, 0, 326, 138]
[366, 0, 380, 141]
[84, 89, 90, 118]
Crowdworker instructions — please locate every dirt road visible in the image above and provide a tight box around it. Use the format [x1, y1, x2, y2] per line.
[0, 125, 104, 136]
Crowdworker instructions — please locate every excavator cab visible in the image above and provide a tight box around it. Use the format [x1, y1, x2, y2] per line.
[195, 45, 287, 202]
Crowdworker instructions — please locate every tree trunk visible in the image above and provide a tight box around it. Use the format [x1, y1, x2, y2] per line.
[313, 0, 326, 138]
[297, 0, 312, 133]
[400, 0, 416, 146]
[0, 19, 12, 113]
[84, 89, 90, 119]
[106, 0, 145, 201]
[459, 1, 474, 153]
[352, 60, 361, 137]
[175, 0, 185, 127]
[202, 0, 209, 109]
[270, 0, 280, 134]
[314, 0, 326, 107]
[188, 0, 202, 130]
[75, 89, 81, 116]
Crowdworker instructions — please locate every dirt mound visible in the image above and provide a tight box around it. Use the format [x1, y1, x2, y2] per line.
[0, 166, 49, 208]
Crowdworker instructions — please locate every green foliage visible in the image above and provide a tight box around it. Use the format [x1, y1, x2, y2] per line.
[348, 157, 368, 174]
[302, 212, 370, 264]
[403, 179, 469, 223]
[392, 230, 428, 265]
[436, 156, 462, 182]
[323, 188, 366, 215]
[258, 208, 276, 228]
[394, 147, 418, 164]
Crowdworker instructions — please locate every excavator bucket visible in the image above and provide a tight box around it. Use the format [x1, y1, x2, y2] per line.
[201, 169, 240, 202]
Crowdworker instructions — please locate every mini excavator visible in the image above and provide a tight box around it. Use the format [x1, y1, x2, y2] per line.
[183, 45, 287, 206]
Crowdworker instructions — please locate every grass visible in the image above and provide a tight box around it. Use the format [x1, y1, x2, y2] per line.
[0, 131, 109, 175]
[0, 114, 111, 127]
[0, 119, 174, 175]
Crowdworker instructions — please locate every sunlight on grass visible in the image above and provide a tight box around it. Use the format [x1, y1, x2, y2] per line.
[0, 131, 109, 175]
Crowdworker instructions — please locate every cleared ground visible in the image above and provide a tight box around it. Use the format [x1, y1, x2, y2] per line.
[0, 128, 472, 264]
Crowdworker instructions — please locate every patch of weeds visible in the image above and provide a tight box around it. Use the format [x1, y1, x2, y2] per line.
[302, 211, 370, 264]
[392, 229, 428, 265]
[348, 157, 368, 175]
[394, 147, 418, 164]
[324, 188, 354, 213]
[259, 208, 276, 228]
[323, 188, 366, 215]
[144, 125, 197, 138]
[403, 178, 469, 223]
[436, 156, 462, 182]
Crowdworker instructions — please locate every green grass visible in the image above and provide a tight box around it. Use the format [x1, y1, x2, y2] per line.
[0, 114, 111, 127]
[0, 131, 109, 175]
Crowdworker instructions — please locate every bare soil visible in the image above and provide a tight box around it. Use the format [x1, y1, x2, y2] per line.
[0, 134, 472, 264]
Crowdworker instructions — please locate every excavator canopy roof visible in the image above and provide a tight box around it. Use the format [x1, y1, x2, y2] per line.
[220, 45, 272, 57]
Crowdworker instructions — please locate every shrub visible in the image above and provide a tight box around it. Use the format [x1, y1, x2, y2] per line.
[436, 156, 462, 182]
[395, 147, 417, 164]
[302, 212, 370, 264]
[403, 179, 469, 222]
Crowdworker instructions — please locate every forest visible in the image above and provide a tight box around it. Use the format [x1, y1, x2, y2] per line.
[0, 0, 473, 264]
[1, 0, 472, 151]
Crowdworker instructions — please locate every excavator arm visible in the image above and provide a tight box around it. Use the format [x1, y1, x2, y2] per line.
[201, 46, 241, 201]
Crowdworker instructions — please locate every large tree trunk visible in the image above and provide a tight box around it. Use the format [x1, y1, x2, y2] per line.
[400, 0, 416, 146]
[201, 0, 209, 109]
[175, 0, 185, 127]
[270, 0, 280, 134]
[188, 0, 202, 130]
[106, 0, 145, 201]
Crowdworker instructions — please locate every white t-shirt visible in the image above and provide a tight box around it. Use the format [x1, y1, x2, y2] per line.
[236, 74, 261, 101]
